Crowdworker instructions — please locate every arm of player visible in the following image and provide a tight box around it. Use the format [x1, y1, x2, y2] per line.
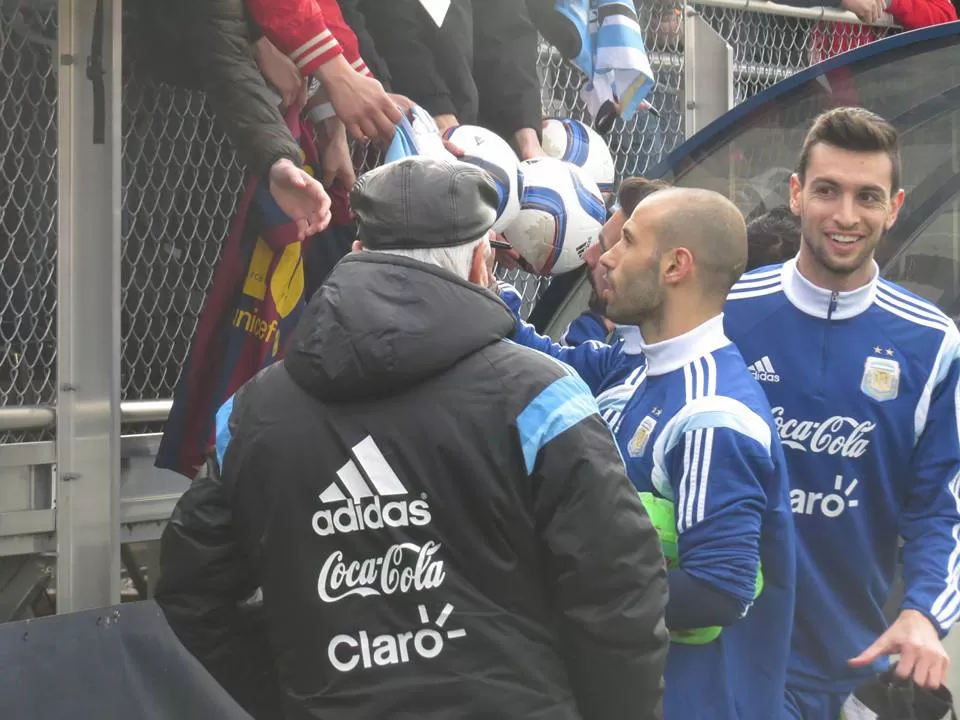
[559, 311, 612, 347]
[498, 282, 625, 395]
[855, 331, 960, 689]
[900, 337, 960, 634]
[522, 375, 669, 720]
[663, 409, 774, 627]
[900, 346, 960, 634]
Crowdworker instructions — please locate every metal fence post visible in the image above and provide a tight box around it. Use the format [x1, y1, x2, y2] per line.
[683, 7, 735, 139]
[55, 0, 123, 612]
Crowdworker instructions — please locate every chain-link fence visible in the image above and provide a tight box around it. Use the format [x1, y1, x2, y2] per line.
[1, 2, 58, 443]
[121, 61, 246, 403]
[695, 3, 897, 102]
[0, 0, 900, 440]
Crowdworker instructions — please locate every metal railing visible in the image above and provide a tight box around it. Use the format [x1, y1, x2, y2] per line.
[1, 1, 899, 442]
[0, 401, 172, 432]
[0, 0, 901, 614]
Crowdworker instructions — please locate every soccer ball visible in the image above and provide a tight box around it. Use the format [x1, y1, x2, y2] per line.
[443, 125, 523, 233]
[502, 157, 606, 276]
[541, 117, 616, 203]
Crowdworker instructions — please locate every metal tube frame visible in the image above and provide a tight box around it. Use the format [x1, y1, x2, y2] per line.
[0, 400, 174, 432]
[0, 0, 899, 619]
[54, 0, 123, 613]
[693, 0, 897, 25]
[683, 5, 736, 140]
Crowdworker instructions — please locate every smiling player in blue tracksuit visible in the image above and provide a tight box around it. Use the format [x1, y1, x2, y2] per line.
[523, 108, 960, 718]
[503, 185, 796, 719]
[724, 108, 960, 718]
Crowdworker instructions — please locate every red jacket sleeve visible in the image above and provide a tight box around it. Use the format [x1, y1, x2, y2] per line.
[888, 0, 957, 29]
[320, 0, 374, 77]
[246, 0, 373, 77]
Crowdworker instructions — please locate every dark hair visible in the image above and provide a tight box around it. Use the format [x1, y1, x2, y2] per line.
[617, 176, 672, 217]
[746, 205, 801, 271]
[797, 107, 901, 192]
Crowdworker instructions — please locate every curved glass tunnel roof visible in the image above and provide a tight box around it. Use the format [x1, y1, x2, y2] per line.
[649, 24, 960, 318]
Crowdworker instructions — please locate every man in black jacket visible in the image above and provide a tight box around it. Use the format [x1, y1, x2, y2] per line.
[156, 156, 669, 720]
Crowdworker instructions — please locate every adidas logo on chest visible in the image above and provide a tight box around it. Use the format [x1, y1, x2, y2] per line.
[748, 355, 780, 383]
[312, 436, 432, 537]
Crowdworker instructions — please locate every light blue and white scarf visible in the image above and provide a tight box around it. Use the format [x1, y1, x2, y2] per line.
[552, 0, 656, 122]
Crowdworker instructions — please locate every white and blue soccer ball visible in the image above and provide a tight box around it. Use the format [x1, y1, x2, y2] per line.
[541, 117, 616, 203]
[443, 124, 523, 233]
[502, 157, 606, 276]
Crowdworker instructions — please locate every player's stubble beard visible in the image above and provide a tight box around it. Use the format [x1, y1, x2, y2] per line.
[604, 254, 665, 333]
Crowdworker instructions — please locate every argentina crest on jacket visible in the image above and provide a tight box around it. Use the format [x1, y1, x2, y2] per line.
[628, 414, 658, 457]
[860, 355, 900, 402]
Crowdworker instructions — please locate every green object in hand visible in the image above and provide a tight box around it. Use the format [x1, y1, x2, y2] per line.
[638, 492, 764, 646]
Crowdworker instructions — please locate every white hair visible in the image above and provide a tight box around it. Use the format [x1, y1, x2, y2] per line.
[367, 235, 487, 280]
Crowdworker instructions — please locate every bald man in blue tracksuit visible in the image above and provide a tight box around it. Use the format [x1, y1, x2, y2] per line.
[500, 186, 795, 719]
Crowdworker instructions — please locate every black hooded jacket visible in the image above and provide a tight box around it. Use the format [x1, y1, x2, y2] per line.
[156, 253, 668, 720]
[131, 0, 301, 180]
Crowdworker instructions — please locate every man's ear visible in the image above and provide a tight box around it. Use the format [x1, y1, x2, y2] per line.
[468, 240, 491, 288]
[885, 188, 905, 231]
[351, 240, 364, 253]
[789, 173, 803, 216]
[663, 247, 695, 286]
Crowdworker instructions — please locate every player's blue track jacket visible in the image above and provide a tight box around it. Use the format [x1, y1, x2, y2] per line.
[503, 284, 796, 720]
[724, 259, 960, 693]
[559, 311, 611, 347]
[497, 283, 646, 398]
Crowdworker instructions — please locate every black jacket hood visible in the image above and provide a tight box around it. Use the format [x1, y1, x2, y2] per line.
[285, 253, 516, 401]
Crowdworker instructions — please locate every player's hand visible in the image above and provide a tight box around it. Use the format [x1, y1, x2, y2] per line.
[317, 117, 356, 191]
[268, 158, 332, 240]
[315, 55, 401, 144]
[442, 139, 465, 158]
[255, 37, 306, 110]
[494, 242, 523, 270]
[841, 0, 886, 23]
[513, 127, 547, 161]
[848, 609, 949, 690]
[389, 93, 416, 117]
[432, 115, 464, 156]
[434, 114, 459, 133]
